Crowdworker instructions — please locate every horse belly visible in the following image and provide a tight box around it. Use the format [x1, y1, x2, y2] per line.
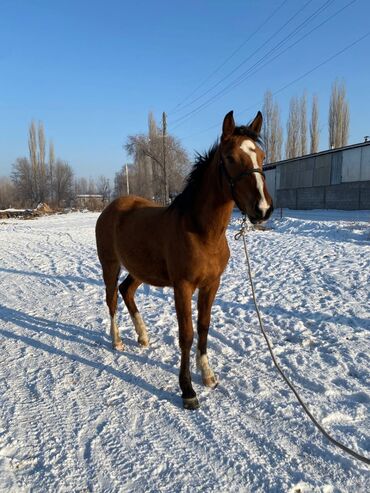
[113, 206, 173, 287]
[118, 243, 171, 287]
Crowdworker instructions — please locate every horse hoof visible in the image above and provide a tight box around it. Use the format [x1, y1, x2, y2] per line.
[203, 376, 218, 388]
[138, 337, 149, 347]
[183, 396, 200, 410]
[113, 341, 125, 351]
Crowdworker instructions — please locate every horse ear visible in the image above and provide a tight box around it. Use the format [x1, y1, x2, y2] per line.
[249, 111, 263, 135]
[222, 111, 235, 141]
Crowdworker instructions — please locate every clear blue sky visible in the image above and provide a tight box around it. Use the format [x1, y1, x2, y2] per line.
[1, 0, 369, 181]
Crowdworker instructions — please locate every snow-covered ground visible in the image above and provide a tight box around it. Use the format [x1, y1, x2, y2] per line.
[0, 210, 369, 492]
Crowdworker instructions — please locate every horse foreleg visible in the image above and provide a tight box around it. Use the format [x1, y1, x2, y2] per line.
[119, 274, 149, 347]
[174, 282, 198, 410]
[196, 279, 220, 388]
[102, 262, 124, 351]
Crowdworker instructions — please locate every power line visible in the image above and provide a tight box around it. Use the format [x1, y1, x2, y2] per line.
[200, 0, 356, 115]
[170, 0, 319, 120]
[225, 0, 340, 93]
[170, 0, 336, 127]
[177, 30, 370, 142]
[168, 0, 290, 115]
[170, 0, 355, 130]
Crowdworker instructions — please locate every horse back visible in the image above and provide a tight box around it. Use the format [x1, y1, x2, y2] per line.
[96, 195, 230, 288]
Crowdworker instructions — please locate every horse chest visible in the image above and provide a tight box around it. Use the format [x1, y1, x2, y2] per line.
[187, 242, 230, 285]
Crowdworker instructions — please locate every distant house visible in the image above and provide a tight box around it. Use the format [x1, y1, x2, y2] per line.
[75, 194, 104, 210]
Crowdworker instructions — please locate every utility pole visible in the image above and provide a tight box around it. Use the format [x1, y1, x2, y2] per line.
[125, 163, 130, 195]
[162, 112, 169, 205]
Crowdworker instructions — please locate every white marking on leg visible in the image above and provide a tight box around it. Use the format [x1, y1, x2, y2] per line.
[110, 315, 124, 351]
[196, 350, 217, 387]
[110, 315, 118, 340]
[240, 139, 269, 216]
[131, 312, 149, 347]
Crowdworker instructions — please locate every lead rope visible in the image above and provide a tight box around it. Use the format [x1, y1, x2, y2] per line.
[235, 214, 370, 466]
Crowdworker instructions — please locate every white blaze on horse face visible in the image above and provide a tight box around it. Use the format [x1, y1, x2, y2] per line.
[240, 140, 269, 216]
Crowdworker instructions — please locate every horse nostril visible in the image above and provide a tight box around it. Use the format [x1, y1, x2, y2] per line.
[264, 205, 273, 220]
[254, 204, 263, 219]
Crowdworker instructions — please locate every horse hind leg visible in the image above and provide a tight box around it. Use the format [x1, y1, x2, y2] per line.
[119, 274, 149, 347]
[102, 261, 124, 351]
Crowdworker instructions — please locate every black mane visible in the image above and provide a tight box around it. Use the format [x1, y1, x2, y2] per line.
[168, 124, 262, 214]
[168, 142, 218, 213]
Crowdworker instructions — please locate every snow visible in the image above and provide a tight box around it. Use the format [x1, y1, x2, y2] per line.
[0, 209, 369, 492]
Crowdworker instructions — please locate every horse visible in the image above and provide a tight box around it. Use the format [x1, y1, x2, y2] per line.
[95, 111, 273, 409]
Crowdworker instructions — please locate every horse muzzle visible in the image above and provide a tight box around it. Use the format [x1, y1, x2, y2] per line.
[248, 203, 274, 224]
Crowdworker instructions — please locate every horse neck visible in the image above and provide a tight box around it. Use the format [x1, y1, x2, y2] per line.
[190, 149, 234, 241]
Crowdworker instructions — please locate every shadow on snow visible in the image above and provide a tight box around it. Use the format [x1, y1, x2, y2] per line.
[0, 304, 181, 408]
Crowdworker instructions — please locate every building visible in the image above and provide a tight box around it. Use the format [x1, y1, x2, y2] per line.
[75, 194, 104, 210]
[264, 140, 370, 210]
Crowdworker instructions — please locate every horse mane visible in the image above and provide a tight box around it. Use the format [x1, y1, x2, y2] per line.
[168, 124, 262, 214]
[168, 142, 219, 213]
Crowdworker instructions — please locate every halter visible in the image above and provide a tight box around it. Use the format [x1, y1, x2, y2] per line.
[220, 158, 265, 214]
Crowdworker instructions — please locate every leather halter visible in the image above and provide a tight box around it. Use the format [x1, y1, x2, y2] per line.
[220, 157, 265, 213]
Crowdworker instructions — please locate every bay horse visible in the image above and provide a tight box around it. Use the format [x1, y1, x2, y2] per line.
[95, 111, 273, 409]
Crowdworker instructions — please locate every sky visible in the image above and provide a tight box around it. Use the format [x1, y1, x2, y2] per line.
[1, 0, 370, 181]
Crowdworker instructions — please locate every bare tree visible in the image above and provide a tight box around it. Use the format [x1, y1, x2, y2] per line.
[309, 95, 320, 153]
[341, 102, 350, 148]
[87, 177, 97, 194]
[125, 115, 190, 203]
[0, 177, 16, 209]
[328, 80, 350, 148]
[74, 177, 89, 196]
[38, 122, 47, 201]
[165, 137, 190, 194]
[113, 168, 125, 198]
[11, 123, 73, 208]
[11, 158, 34, 206]
[26, 121, 50, 204]
[299, 92, 307, 156]
[148, 112, 161, 198]
[96, 176, 111, 203]
[53, 160, 74, 207]
[125, 135, 154, 200]
[48, 140, 55, 204]
[114, 164, 132, 198]
[285, 96, 300, 159]
[28, 122, 38, 204]
[262, 90, 283, 163]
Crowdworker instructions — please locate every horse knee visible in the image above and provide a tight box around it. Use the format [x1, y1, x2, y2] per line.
[179, 332, 193, 351]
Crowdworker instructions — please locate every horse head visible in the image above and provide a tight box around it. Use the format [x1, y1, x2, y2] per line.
[220, 110, 273, 224]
